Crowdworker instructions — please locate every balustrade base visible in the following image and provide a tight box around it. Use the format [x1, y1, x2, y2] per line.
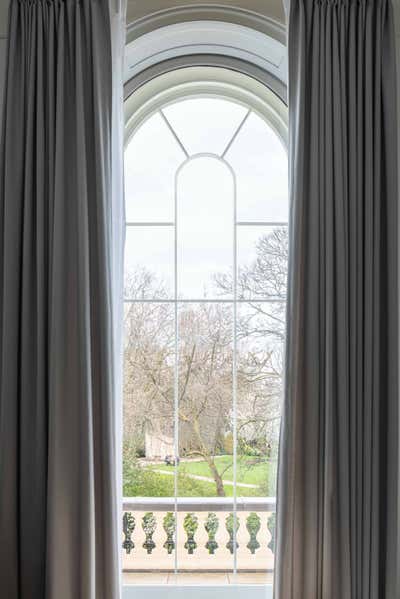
[123, 569, 274, 573]
[122, 499, 276, 577]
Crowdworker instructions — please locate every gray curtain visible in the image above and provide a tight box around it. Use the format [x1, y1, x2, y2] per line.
[0, 1, 125, 598]
[275, 1, 398, 598]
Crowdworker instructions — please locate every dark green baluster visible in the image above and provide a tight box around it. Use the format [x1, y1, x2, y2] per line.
[122, 512, 135, 554]
[225, 514, 240, 554]
[142, 512, 157, 554]
[267, 512, 276, 553]
[205, 512, 219, 554]
[183, 513, 198, 554]
[163, 512, 176, 555]
[246, 512, 261, 554]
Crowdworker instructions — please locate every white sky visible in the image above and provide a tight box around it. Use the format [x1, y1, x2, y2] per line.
[124, 97, 288, 299]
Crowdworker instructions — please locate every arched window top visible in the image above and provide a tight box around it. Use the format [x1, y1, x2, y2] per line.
[125, 92, 288, 229]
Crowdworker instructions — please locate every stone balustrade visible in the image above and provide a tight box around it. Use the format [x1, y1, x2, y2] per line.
[122, 497, 276, 573]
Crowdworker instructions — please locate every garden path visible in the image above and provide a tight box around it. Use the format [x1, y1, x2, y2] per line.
[152, 469, 260, 489]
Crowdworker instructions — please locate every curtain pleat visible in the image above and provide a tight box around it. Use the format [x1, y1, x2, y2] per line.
[0, 1, 125, 598]
[275, 1, 398, 598]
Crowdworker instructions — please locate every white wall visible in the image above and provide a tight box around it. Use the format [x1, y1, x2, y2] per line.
[126, 0, 285, 30]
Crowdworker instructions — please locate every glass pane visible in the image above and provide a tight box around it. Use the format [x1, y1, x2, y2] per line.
[177, 302, 234, 579]
[177, 157, 234, 299]
[123, 302, 176, 581]
[124, 226, 174, 299]
[235, 303, 283, 584]
[225, 112, 288, 222]
[125, 112, 184, 222]
[163, 98, 247, 156]
[237, 226, 288, 300]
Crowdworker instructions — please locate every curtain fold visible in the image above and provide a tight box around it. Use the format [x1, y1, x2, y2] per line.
[0, 1, 126, 598]
[275, 1, 398, 598]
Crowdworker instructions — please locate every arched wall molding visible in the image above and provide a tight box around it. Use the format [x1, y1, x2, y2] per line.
[124, 66, 288, 153]
[124, 54, 286, 105]
[124, 20, 287, 87]
[123, 6, 288, 178]
[126, 3, 286, 45]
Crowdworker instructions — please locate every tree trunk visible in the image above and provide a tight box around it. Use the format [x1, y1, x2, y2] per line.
[192, 419, 226, 496]
[207, 458, 226, 497]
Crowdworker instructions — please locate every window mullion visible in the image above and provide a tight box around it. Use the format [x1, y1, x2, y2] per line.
[174, 164, 179, 580]
[233, 173, 238, 579]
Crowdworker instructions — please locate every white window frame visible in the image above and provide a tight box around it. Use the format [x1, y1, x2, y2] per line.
[123, 585, 273, 599]
[123, 37, 287, 599]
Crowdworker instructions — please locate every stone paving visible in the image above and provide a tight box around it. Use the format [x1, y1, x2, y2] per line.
[123, 571, 274, 585]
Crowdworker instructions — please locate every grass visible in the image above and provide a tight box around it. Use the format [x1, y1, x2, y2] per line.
[123, 461, 217, 497]
[146, 455, 277, 497]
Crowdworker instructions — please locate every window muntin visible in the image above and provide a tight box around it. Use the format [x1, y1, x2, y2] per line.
[123, 95, 288, 587]
[162, 98, 249, 156]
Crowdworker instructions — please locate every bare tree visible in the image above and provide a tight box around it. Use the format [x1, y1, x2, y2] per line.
[215, 227, 288, 452]
[124, 287, 233, 496]
[123, 227, 288, 496]
[123, 270, 174, 458]
[177, 303, 233, 496]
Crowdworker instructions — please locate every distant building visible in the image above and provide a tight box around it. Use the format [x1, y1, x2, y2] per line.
[145, 431, 174, 460]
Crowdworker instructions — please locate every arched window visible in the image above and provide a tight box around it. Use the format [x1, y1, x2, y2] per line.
[123, 72, 288, 595]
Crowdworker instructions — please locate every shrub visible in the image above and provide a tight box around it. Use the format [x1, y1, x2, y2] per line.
[238, 437, 262, 456]
[123, 458, 175, 497]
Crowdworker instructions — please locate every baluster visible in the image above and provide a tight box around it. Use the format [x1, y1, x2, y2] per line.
[163, 512, 176, 555]
[122, 512, 135, 554]
[183, 513, 198, 554]
[267, 512, 276, 554]
[246, 512, 261, 554]
[225, 514, 240, 554]
[142, 512, 157, 554]
[204, 512, 219, 554]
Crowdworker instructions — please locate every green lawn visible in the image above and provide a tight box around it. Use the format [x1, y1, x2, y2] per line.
[146, 455, 277, 497]
[185, 455, 274, 485]
[124, 454, 277, 498]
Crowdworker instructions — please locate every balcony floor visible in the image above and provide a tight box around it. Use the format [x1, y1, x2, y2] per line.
[123, 572, 273, 585]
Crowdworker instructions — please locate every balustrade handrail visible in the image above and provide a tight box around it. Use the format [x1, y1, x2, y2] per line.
[123, 497, 276, 512]
[122, 497, 277, 558]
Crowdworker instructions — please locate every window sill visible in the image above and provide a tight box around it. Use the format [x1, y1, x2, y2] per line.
[122, 583, 273, 599]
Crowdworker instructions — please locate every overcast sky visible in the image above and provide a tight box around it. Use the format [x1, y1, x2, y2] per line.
[124, 97, 288, 299]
